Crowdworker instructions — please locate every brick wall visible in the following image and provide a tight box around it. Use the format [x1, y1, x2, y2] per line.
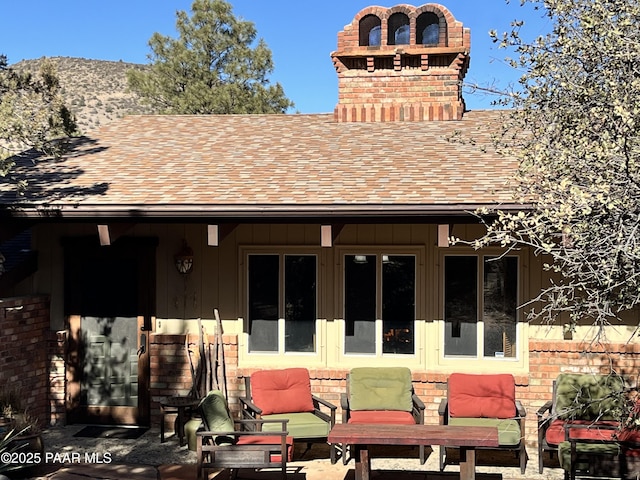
[334, 70, 466, 122]
[149, 333, 241, 431]
[0, 295, 52, 428]
[148, 333, 640, 447]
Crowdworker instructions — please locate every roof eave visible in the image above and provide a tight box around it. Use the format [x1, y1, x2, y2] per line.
[0, 203, 531, 221]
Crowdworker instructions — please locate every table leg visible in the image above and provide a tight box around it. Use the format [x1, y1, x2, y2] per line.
[160, 406, 166, 443]
[175, 407, 186, 446]
[459, 447, 476, 480]
[354, 446, 371, 480]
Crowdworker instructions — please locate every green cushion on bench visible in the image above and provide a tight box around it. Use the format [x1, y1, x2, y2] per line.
[348, 367, 413, 412]
[558, 440, 621, 472]
[554, 374, 624, 421]
[448, 417, 522, 446]
[261, 412, 330, 439]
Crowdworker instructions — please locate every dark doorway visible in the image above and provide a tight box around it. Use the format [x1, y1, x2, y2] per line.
[63, 236, 157, 426]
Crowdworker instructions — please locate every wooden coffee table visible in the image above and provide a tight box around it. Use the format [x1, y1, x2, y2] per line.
[328, 423, 499, 480]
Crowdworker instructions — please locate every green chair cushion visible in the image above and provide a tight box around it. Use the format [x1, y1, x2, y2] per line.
[448, 417, 522, 446]
[559, 440, 621, 472]
[198, 390, 235, 445]
[554, 374, 624, 421]
[261, 412, 330, 439]
[348, 367, 413, 412]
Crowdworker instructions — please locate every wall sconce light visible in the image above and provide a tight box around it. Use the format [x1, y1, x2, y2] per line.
[174, 240, 194, 275]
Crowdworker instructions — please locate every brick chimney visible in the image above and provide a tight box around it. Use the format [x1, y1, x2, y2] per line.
[332, 4, 470, 122]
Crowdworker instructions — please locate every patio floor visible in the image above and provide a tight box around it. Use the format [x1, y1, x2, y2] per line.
[13, 426, 564, 480]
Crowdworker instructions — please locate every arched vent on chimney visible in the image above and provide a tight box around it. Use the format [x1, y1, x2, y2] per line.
[417, 12, 444, 46]
[359, 14, 382, 46]
[388, 12, 410, 46]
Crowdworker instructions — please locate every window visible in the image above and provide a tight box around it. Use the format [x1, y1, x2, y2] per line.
[444, 255, 518, 359]
[344, 254, 416, 355]
[247, 254, 317, 353]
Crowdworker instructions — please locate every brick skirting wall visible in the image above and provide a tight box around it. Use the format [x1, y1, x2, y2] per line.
[0, 295, 54, 429]
[148, 333, 640, 446]
[24, 328, 636, 445]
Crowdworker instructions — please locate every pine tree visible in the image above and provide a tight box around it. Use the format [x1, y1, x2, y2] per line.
[127, 0, 294, 114]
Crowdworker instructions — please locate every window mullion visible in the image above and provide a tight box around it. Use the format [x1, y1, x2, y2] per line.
[279, 254, 286, 354]
[477, 256, 484, 359]
[376, 254, 382, 356]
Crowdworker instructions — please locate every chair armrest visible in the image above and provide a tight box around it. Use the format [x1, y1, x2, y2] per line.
[198, 418, 290, 437]
[412, 393, 426, 410]
[537, 400, 554, 446]
[197, 419, 290, 453]
[312, 394, 337, 426]
[412, 393, 426, 424]
[536, 400, 553, 419]
[515, 400, 526, 443]
[236, 418, 289, 431]
[239, 396, 262, 418]
[341, 393, 350, 424]
[438, 398, 448, 425]
[312, 394, 337, 412]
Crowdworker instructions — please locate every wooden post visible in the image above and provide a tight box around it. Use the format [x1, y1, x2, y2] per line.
[438, 224, 450, 247]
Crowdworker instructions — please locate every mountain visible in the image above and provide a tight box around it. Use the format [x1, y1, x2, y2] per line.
[11, 57, 153, 134]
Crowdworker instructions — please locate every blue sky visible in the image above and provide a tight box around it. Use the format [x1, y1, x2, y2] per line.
[1, 1, 550, 113]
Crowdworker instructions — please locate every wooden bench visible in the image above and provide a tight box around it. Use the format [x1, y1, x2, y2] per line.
[328, 423, 498, 480]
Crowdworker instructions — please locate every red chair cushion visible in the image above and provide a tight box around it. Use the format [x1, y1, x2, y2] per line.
[545, 419, 620, 446]
[448, 373, 516, 419]
[236, 436, 294, 462]
[617, 428, 640, 444]
[624, 447, 640, 457]
[250, 368, 315, 415]
[347, 410, 416, 425]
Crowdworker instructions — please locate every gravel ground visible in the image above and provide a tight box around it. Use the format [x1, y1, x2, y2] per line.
[11, 425, 566, 480]
[39, 425, 197, 466]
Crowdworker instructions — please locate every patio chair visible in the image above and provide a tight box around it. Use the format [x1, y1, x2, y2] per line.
[439, 373, 527, 474]
[537, 373, 635, 475]
[239, 367, 338, 461]
[196, 390, 294, 480]
[340, 366, 426, 464]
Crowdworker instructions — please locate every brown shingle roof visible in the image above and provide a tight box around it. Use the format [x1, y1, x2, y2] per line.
[1, 111, 520, 219]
